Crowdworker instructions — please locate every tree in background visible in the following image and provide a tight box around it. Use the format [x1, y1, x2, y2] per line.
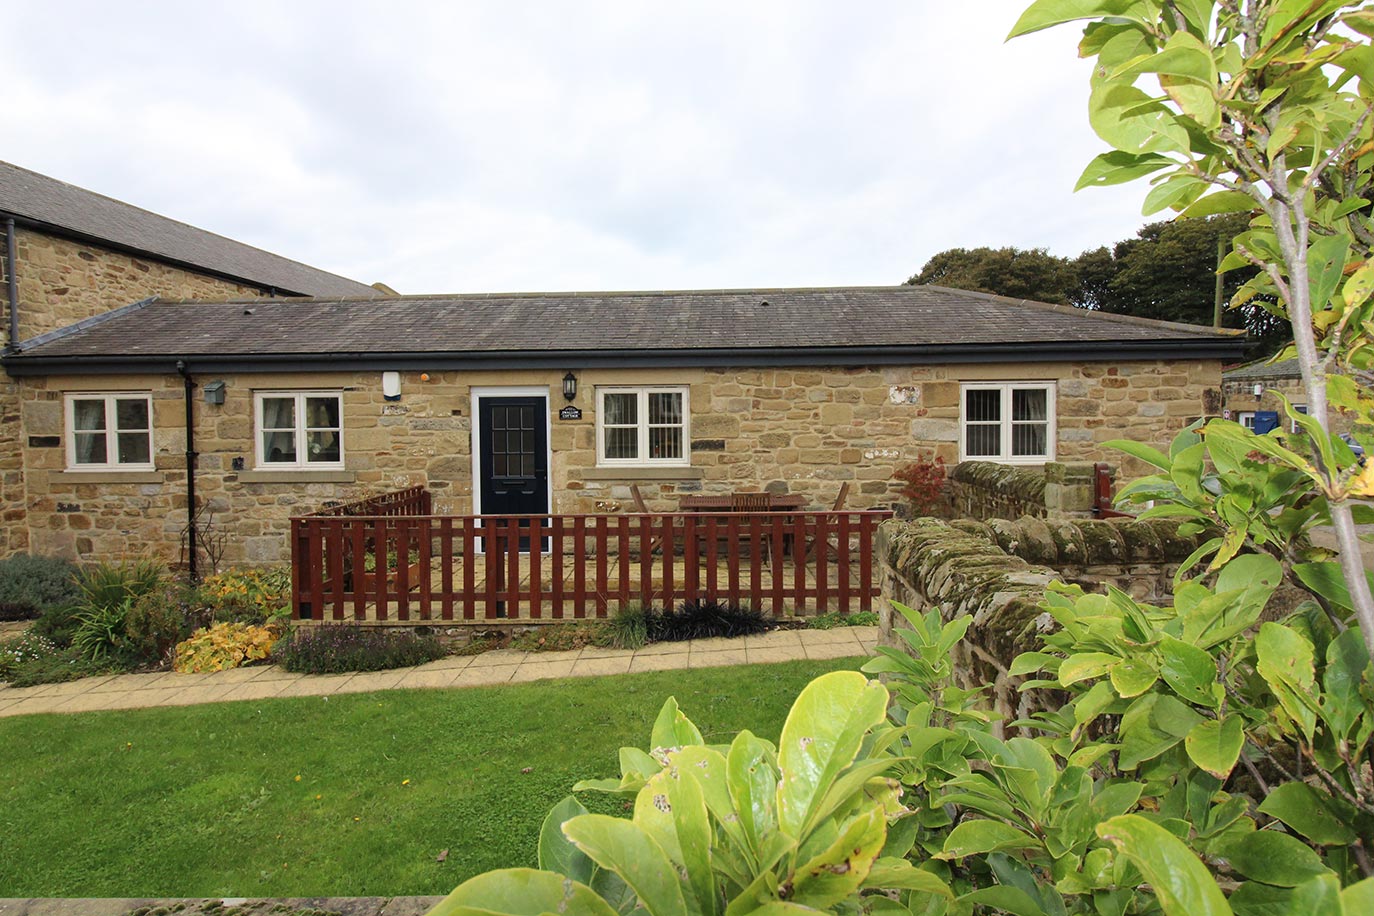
[908, 214, 1288, 355]
[905, 245, 1081, 304]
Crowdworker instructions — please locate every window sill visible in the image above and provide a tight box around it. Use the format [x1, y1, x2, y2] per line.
[582, 467, 703, 481]
[50, 470, 162, 484]
[236, 470, 356, 484]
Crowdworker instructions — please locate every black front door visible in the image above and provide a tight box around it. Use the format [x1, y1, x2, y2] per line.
[478, 397, 549, 548]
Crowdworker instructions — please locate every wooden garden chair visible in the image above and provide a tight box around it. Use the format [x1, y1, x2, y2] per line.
[800, 482, 850, 565]
[629, 484, 668, 557]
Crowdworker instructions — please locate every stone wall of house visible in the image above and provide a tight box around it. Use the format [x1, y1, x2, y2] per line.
[0, 226, 272, 557]
[13, 356, 1225, 567]
[876, 516, 1211, 722]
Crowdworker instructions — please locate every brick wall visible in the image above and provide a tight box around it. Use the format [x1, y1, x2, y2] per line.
[14, 357, 1224, 567]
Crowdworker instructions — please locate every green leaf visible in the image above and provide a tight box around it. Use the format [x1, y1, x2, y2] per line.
[1184, 717, 1244, 779]
[1059, 652, 1122, 685]
[1105, 438, 1172, 471]
[635, 760, 715, 916]
[1110, 656, 1160, 697]
[959, 886, 1050, 916]
[775, 671, 888, 838]
[1089, 80, 1192, 155]
[1255, 623, 1319, 743]
[651, 697, 704, 753]
[1119, 693, 1204, 770]
[938, 820, 1039, 859]
[1158, 636, 1220, 708]
[1322, 626, 1373, 739]
[1257, 782, 1358, 846]
[1095, 815, 1232, 916]
[1342, 877, 1374, 913]
[1181, 190, 1259, 218]
[790, 806, 888, 908]
[864, 858, 954, 897]
[1075, 150, 1177, 190]
[726, 730, 778, 858]
[562, 815, 690, 916]
[1008, 0, 1156, 38]
[1220, 829, 1330, 888]
[538, 796, 594, 884]
[429, 868, 619, 916]
[1307, 232, 1351, 312]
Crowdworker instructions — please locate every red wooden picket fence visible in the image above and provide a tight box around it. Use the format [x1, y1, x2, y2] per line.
[290, 490, 891, 622]
[1092, 463, 1134, 519]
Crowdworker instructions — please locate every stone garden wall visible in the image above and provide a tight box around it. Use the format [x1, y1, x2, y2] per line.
[876, 516, 1212, 722]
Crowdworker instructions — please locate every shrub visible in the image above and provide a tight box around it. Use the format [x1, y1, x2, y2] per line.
[648, 599, 769, 642]
[174, 621, 281, 673]
[273, 625, 447, 674]
[122, 584, 195, 665]
[0, 554, 79, 621]
[0, 631, 113, 686]
[893, 454, 947, 517]
[598, 604, 649, 649]
[196, 566, 292, 625]
[32, 602, 83, 648]
[70, 560, 168, 665]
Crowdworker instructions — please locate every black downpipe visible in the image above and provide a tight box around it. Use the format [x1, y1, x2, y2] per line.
[176, 360, 199, 582]
[4, 217, 18, 351]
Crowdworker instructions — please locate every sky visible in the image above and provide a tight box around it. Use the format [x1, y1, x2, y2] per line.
[4, 1, 1163, 295]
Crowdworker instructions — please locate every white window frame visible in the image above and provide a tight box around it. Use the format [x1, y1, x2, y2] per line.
[1238, 411, 1257, 431]
[958, 382, 1057, 464]
[253, 390, 345, 470]
[595, 385, 691, 468]
[64, 393, 155, 471]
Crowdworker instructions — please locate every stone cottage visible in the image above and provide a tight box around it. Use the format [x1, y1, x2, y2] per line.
[1, 286, 1244, 566]
[0, 160, 383, 555]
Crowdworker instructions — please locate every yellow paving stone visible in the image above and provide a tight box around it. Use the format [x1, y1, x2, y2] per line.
[200, 665, 272, 685]
[241, 665, 301, 682]
[467, 650, 530, 668]
[634, 641, 691, 657]
[0, 695, 69, 717]
[629, 654, 686, 673]
[511, 660, 577, 683]
[689, 649, 748, 668]
[274, 675, 355, 698]
[570, 656, 633, 677]
[395, 667, 465, 690]
[688, 637, 736, 651]
[454, 664, 519, 686]
[804, 642, 869, 660]
[157, 685, 239, 707]
[797, 628, 863, 647]
[743, 630, 803, 649]
[31, 676, 113, 697]
[115, 688, 185, 709]
[214, 680, 292, 703]
[89, 673, 169, 693]
[517, 648, 583, 664]
[333, 671, 409, 694]
[411, 655, 474, 671]
[578, 646, 636, 660]
[746, 647, 804, 664]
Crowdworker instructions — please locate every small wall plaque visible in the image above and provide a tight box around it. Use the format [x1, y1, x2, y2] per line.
[559, 405, 583, 420]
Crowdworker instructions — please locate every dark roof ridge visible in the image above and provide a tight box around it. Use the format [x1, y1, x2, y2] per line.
[13, 296, 160, 352]
[921, 285, 1246, 339]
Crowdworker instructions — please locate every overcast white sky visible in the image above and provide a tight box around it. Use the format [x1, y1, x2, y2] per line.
[5, 1, 1160, 294]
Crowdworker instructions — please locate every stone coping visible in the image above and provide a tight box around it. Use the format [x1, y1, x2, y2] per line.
[0, 627, 878, 719]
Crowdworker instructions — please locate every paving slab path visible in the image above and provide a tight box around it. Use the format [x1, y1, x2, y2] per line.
[0, 626, 877, 718]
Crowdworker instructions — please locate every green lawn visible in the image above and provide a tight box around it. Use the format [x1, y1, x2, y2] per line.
[0, 657, 864, 897]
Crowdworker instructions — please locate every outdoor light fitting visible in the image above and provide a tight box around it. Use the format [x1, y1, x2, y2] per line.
[563, 371, 578, 402]
[1253, 383, 1263, 401]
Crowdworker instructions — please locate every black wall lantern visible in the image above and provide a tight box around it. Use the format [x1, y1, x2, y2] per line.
[562, 371, 578, 402]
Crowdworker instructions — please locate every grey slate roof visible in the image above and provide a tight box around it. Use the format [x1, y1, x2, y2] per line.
[0, 160, 380, 299]
[3, 286, 1246, 374]
[1222, 356, 1301, 381]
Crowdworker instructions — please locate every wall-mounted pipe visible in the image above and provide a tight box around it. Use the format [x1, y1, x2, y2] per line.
[4, 217, 18, 351]
[176, 359, 199, 581]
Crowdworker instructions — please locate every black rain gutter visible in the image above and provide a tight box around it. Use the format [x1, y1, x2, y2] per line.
[0, 337, 1250, 377]
[176, 359, 199, 583]
[4, 217, 17, 352]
